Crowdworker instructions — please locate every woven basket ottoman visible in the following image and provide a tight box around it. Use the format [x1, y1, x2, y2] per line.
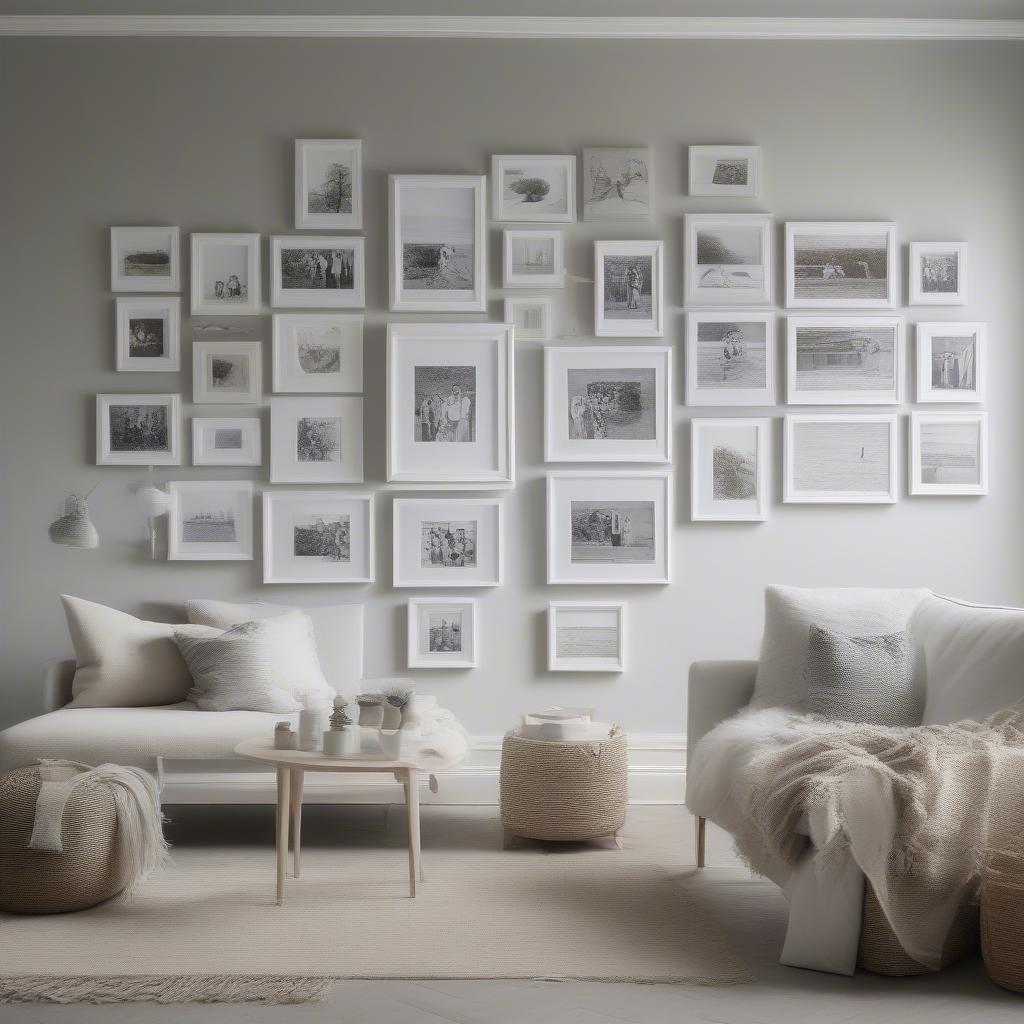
[500, 731, 628, 848]
[981, 848, 1024, 992]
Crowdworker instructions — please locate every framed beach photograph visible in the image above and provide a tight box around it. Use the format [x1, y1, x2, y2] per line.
[548, 601, 626, 673]
[594, 240, 664, 337]
[909, 242, 968, 306]
[190, 233, 261, 315]
[503, 296, 552, 342]
[96, 393, 180, 466]
[389, 174, 486, 313]
[167, 480, 253, 561]
[492, 155, 575, 222]
[785, 317, 903, 405]
[386, 323, 515, 488]
[272, 314, 363, 393]
[910, 412, 988, 496]
[684, 214, 772, 307]
[407, 598, 477, 669]
[684, 313, 775, 407]
[547, 471, 672, 585]
[270, 396, 363, 484]
[270, 235, 365, 309]
[690, 418, 770, 522]
[544, 345, 672, 463]
[392, 497, 503, 588]
[688, 145, 761, 198]
[503, 230, 565, 289]
[784, 413, 898, 504]
[110, 226, 179, 292]
[263, 490, 375, 584]
[785, 222, 897, 309]
[294, 138, 362, 230]
[192, 417, 261, 467]
[192, 340, 261, 405]
[916, 322, 985, 403]
[582, 147, 652, 222]
[115, 296, 180, 371]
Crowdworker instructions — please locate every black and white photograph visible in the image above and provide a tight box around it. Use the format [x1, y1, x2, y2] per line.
[270, 396, 363, 483]
[583, 147, 652, 222]
[192, 340, 261, 405]
[294, 138, 362, 230]
[684, 214, 772, 307]
[297, 416, 341, 463]
[492, 155, 575, 222]
[110, 226, 180, 292]
[910, 412, 988, 495]
[909, 242, 968, 305]
[595, 241, 663, 337]
[570, 500, 656, 564]
[419, 520, 477, 568]
[407, 598, 477, 668]
[96, 393, 180, 466]
[115, 296, 180, 371]
[414, 365, 475, 443]
[785, 222, 897, 308]
[503, 296, 552, 341]
[429, 612, 462, 653]
[168, 480, 253, 561]
[685, 313, 774, 406]
[691, 418, 769, 521]
[271, 236, 365, 309]
[293, 514, 350, 562]
[688, 146, 761, 198]
[272, 313, 363, 393]
[503, 229, 565, 288]
[916, 322, 985, 403]
[192, 417, 261, 467]
[190, 233, 261, 315]
[566, 368, 656, 442]
[548, 602, 626, 672]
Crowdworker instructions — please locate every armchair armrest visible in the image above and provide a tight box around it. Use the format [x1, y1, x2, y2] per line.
[42, 659, 76, 714]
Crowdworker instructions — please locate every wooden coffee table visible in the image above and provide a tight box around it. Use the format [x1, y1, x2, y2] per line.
[234, 739, 422, 904]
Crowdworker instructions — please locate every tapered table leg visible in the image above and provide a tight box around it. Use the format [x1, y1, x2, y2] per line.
[290, 767, 304, 879]
[276, 765, 290, 905]
[405, 767, 421, 897]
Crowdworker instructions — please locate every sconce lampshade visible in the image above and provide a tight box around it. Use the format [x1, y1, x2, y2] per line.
[48, 496, 100, 549]
[135, 483, 171, 519]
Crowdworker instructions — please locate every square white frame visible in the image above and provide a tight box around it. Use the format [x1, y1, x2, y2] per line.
[582, 146, 653, 223]
[192, 416, 262, 466]
[594, 240, 664, 338]
[192, 340, 262, 405]
[110, 226, 180, 292]
[785, 317, 904, 405]
[96, 393, 181, 466]
[909, 242, 968, 306]
[491, 155, 576, 223]
[115, 296, 180, 371]
[784, 413, 898, 504]
[407, 598, 478, 669]
[503, 229, 565, 289]
[167, 480, 254, 561]
[388, 174, 487, 313]
[691, 418, 770, 522]
[544, 345, 672, 463]
[190, 233, 261, 315]
[270, 396, 364, 484]
[684, 312, 776, 407]
[915, 322, 985, 403]
[503, 296, 552, 341]
[909, 412, 988, 496]
[270, 235, 365, 309]
[784, 222, 898, 309]
[684, 213, 773, 308]
[294, 138, 362, 230]
[272, 314, 363, 393]
[688, 145, 761, 198]
[548, 601, 626, 673]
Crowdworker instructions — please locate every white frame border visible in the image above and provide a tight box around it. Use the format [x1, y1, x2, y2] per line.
[191, 416, 262, 467]
[294, 138, 362, 230]
[192, 340, 262, 405]
[684, 213, 773, 308]
[491, 154, 576, 223]
[96, 392, 180, 466]
[909, 411, 988, 496]
[503, 295, 552, 341]
[684, 312, 776, 407]
[688, 145, 761, 198]
[909, 241, 968, 306]
[270, 235, 365, 309]
[269, 395, 364, 484]
[167, 479, 254, 561]
[548, 601, 626, 673]
[271, 313, 364, 393]
[110, 226, 180, 292]
[190, 232, 261, 315]
[581, 146, 653, 223]
[594, 239, 664, 338]
[503, 229, 565, 289]
[407, 598, 478, 669]
[115, 296, 180, 372]
[690, 417, 770, 522]
[915, 322, 986, 403]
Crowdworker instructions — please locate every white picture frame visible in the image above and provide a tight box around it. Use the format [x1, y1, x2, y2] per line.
[544, 345, 672, 463]
[190, 233, 261, 315]
[594, 240, 664, 337]
[167, 480, 253, 561]
[192, 417, 262, 467]
[386, 322, 515, 489]
[548, 601, 626, 673]
[503, 296, 552, 342]
[784, 413, 898, 504]
[684, 213, 772, 308]
[688, 145, 761, 198]
[407, 598, 478, 669]
[294, 138, 362, 230]
[684, 312, 776, 407]
[389, 174, 487, 313]
[263, 490, 375, 584]
[115, 296, 180, 371]
[96, 393, 180, 466]
[582, 147, 652, 222]
[690, 417, 770, 522]
[547, 471, 672, 585]
[909, 242, 968, 306]
[270, 235, 365, 309]
[909, 412, 988, 496]
[916, 322, 985, 403]
[270, 395, 364, 484]
[272, 314, 363, 393]
[110, 226, 179, 292]
[503, 229, 565, 289]
[491, 154, 576, 223]
[192, 340, 262, 405]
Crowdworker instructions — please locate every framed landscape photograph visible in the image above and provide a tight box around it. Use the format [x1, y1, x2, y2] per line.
[294, 138, 362, 230]
[684, 312, 775, 406]
[784, 413, 898, 504]
[688, 145, 761, 198]
[192, 340, 261, 405]
[407, 598, 477, 669]
[503, 296, 552, 342]
[785, 222, 897, 309]
[96, 393, 180, 466]
[270, 395, 363, 484]
[690, 418, 770, 522]
[544, 345, 672, 463]
[492, 154, 575, 222]
[785, 317, 903, 405]
[272, 313, 363, 393]
[548, 601, 626, 673]
[110, 226, 179, 292]
[263, 490, 375, 584]
[190, 233, 261, 315]
[386, 323, 515, 488]
[582, 147, 652, 222]
[594, 240, 664, 337]
[115, 296, 180, 371]
[916, 322, 985, 403]
[192, 417, 261, 467]
[389, 174, 486, 312]
[503, 229, 565, 289]
[270, 235, 365, 309]
[910, 412, 988, 496]
[547, 471, 672, 585]
[684, 214, 772, 307]
[909, 242, 968, 305]
[167, 480, 253, 561]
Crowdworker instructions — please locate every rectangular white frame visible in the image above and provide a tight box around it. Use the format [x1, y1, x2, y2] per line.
[784, 413, 898, 504]
[167, 480, 254, 561]
[96, 393, 181, 466]
[270, 235, 365, 309]
[115, 296, 180, 372]
[491, 154, 576, 223]
[909, 411, 988, 496]
[190, 233, 261, 315]
[909, 242, 968, 306]
[270, 395, 364, 484]
[407, 598, 478, 669]
[690, 417, 770, 522]
[915, 322, 985, 403]
[594, 240, 664, 338]
[582, 146, 653, 223]
[192, 340, 262, 405]
[548, 601, 626, 673]
[503, 295, 552, 341]
[785, 316, 904, 405]
[192, 416, 262, 467]
[272, 313, 363, 393]
[294, 138, 362, 230]
[684, 312, 776, 407]
[110, 226, 180, 292]
[503, 229, 565, 289]
[684, 213, 773, 308]
[688, 145, 761, 198]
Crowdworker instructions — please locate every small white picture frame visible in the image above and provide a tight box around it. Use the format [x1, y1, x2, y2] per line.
[168, 480, 253, 561]
[294, 138, 362, 230]
[548, 601, 626, 673]
[270, 395, 363, 484]
[192, 417, 262, 467]
[272, 314, 363, 393]
[688, 145, 761, 198]
[582, 147, 652, 222]
[594, 240, 664, 337]
[115, 296, 180, 371]
[407, 598, 477, 669]
[190, 233, 261, 315]
[684, 214, 772, 307]
[909, 242, 968, 306]
[503, 229, 565, 289]
[96, 393, 180, 466]
[110, 226, 179, 292]
[492, 155, 576, 223]
[503, 296, 552, 341]
[684, 312, 776, 407]
[192, 340, 262, 405]
[916, 322, 985, 403]
[690, 417, 770, 522]
[909, 411, 988, 496]
[270, 235, 365, 309]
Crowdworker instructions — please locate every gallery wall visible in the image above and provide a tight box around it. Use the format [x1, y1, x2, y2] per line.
[1, 36, 1022, 739]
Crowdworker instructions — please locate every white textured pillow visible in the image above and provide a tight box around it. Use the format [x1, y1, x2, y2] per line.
[185, 598, 298, 627]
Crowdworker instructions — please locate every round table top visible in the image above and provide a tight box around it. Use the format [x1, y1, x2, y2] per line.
[234, 737, 414, 770]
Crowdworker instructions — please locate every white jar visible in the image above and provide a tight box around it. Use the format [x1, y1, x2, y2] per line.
[298, 700, 329, 752]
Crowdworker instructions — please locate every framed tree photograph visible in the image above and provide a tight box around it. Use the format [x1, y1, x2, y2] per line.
[192, 417, 262, 467]
[270, 396, 363, 484]
[270, 236, 365, 309]
[684, 214, 772, 307]
[386, 323, 515, 488]
[582, 147, 652, 222]
[190, 233, 261, 315]
[594, 240, 664, 337]
[548, 601, 626, 673]
[294, 138, 362, 230]
[690, 418, 770, 522]
[503, 296, 552, 341]
[407, 598, 477, 669]
[167, 480, 253, 561]
[110, 226, 179, 292]
[916, 322, 985, 403]
[688, 145, 761, 198]
[192, 340, 262, 405]
[96, 393, 180, 466]
[272, 313, 363, 393]
[910, 412, 988, 496]
[115, 296, 180, 371]
[389, 174, 486, 313]
[492, 155, 575, 222]
[684, 312, 776, 407]
[263, 490, 375, 584]
[909, 242, 968, 306]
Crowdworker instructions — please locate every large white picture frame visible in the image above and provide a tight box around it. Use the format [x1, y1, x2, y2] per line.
[684, 213, 772, 307]
[294, 138, 362, 230]
[190, 233, 261, 315]
[690, 418, 770, 522]
[270, 235, 365, 309]
[915, 322, 985, 403]
[548, 601, 626, 673]
[115, 296, 180, 372]
[909, 411, 988, 496]
[270, 396, 363, 484]
[684, 312, 775, 407]
[272, 314, 363, 394]
[407, 598, 478, 669]
[492, 154, 576, 223]
[96, 393, 180, 466]
[168, 480, 253, 561]
[110, 226, 180, 292]
[594, 240, 664, 337]
[909, 242, 967, 306]
[192, 340, 262, 405]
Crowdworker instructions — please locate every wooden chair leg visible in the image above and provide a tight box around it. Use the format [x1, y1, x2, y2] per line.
[696, 815, 707, 868]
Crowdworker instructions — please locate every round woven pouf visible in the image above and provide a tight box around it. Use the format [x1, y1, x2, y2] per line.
[500, 731, 628, 847]
[0, 765, 123, 914]
[982, 848, 1024, 992]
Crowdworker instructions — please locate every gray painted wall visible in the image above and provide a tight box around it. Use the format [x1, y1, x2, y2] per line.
[1, 37, 1022, 735]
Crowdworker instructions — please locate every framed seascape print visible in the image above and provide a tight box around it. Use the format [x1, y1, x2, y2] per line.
[270, 396, 363, 484]
[386, 323, 515, 488]
[909, 242, 968, 306]
[548, 602, 626, 673]
[594, 240, 664, 337]
[96, 393, 180, 466]
[192, 340, 261, 405]
[389, 174, 486, 313]
[270, 236, 365, 309]
[167, 480, 253, 561]
[294, 138, 362, 230]
[190, 233, 261, 315]
[503, 229, 565, 289]
[916, 322, 985, 403]
[192, 417, 261, 467]
[110, 226, 179, 292]
[910, 412, 988, 496]
[544, 345, 672, 463]
[784, 222, 897, 309]
[546, 471, 672, 585]
[785, 317, 903, 405]
[784, 413, 898, 504]
[684, 214, 772, 307]
[688, 146, 761, 198]
[690, 418, 770, 522]
[684, 313, 775, 407]
[492, 155, 575, 223]
[407, 598, 477, 669]
[503, 296, 552, 342]
[392, 498, 503, 588]
[582, 147, 652, 222]
[263, 490, 375, 584]
[115, 296, 180, 371]
[272, 314, 363, 393]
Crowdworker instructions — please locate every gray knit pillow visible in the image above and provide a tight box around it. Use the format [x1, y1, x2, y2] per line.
[803, 624, 919, 726]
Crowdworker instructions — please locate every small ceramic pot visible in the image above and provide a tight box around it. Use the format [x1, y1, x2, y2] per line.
[357, 701, 384, 728]
[380, 730, 403, 760]
[381, 702, 402, 731]
[323, 729, 359, 757]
